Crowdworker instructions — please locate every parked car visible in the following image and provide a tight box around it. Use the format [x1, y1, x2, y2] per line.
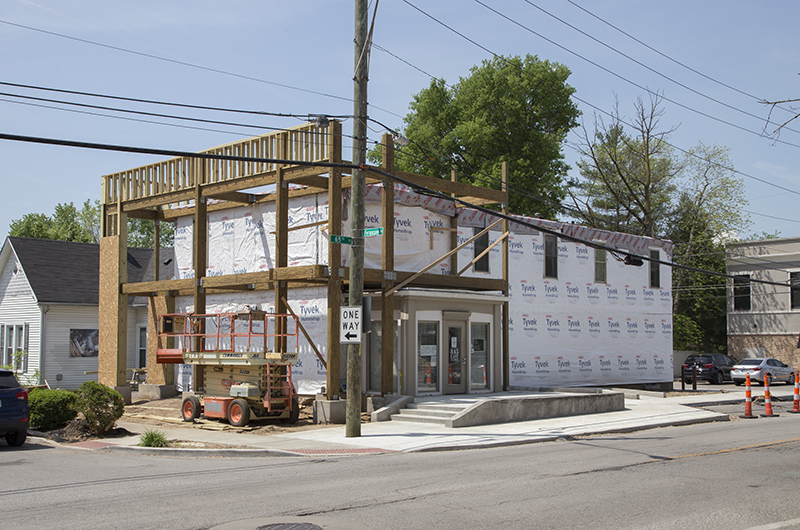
[0, 369, 29, 447]
[731, 358, 794, 386]
[682, 353, 737, 385]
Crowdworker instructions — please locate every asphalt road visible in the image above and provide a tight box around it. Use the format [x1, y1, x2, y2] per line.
[3, 414, 800, 530]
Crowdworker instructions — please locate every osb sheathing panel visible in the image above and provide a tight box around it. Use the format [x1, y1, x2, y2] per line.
[147, 295, 174, 385]
[99, 236, 128, 387]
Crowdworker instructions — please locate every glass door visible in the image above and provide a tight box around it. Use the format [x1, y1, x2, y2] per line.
[417, 322, 439, 393]
[445, 323, 467, 394]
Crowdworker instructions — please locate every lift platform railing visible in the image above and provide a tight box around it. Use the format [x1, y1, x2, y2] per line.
[156, 311, 298, 365]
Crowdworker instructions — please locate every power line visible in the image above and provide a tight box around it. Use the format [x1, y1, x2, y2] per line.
[0, 129, 793, 291]
[0, 81, 355, 120]
[519, 0, 799, 137]
[562, 0, 798, 118]
[470, 0, 800, 150]
[0, 18, 403, 120]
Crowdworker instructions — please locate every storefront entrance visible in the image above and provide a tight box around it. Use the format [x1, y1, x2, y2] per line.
[444, 322, 466, 394]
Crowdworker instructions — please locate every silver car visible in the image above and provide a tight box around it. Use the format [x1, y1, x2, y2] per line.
[731, 358, 794, 386]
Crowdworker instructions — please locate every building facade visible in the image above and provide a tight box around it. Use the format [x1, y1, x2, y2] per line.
[726, 236, 800, 366]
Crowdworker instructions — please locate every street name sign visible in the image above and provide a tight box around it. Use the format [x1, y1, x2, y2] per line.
[362, 227, 384, 237]
[330, 234, 353, 245]
[340, 306, 362, 344]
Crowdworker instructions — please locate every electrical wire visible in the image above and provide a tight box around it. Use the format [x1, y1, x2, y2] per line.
[0, 129, 794, 290]
[0, 18, 403, 120]
[519, 0, 800, 137]
[470, 0, 800, 150]
[562, 0, 798, 118]
[0, 81, 355, 120]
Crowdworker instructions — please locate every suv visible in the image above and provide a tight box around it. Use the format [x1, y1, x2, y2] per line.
[682, 354, 737, 385]
[0, 369, 29, 447]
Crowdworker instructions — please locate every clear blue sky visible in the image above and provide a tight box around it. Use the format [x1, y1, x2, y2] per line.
[2, 0, 798, 241]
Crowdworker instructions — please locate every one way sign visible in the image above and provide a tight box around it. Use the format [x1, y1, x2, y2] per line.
[340, 306, 362, 344]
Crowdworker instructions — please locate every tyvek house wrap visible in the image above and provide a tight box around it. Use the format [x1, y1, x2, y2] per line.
[172, 184, 673, 392]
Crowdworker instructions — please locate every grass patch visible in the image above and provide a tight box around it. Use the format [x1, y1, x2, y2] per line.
[139, 429, 170, 448]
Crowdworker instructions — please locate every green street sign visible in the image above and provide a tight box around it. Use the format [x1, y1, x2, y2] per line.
[362, 227, 384, 237]
[330, 234, 353, 245]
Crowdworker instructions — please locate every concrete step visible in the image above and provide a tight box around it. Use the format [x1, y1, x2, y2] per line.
[389, 412, 450, 425]
[401, 407, 459, 419]
[408, 403, 470, 414]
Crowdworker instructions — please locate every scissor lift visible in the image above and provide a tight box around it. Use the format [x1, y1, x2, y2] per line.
[156, 310, 300, 426]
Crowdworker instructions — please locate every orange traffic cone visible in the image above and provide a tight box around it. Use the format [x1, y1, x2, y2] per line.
[790, 372, 800, 414]
[740, 373, 757, 419]
[761, 373, 779, 417]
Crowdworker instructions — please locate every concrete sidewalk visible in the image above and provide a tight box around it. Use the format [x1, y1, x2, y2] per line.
[40, 384, 799, 456]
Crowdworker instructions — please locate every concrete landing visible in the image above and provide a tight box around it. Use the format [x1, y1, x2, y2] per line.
[380, 390, 625, 428]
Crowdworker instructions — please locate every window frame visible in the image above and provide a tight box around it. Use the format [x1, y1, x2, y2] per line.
[544, 234, 558, 279]
[649, 249, 661, 288]
[594, 242, 607, 283]
[733, 274, 752, 311]
[473, 227, 490, 273]
[791, 271, 800, 309]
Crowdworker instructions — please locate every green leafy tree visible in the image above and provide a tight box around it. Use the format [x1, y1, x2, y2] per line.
[8, 200, 173, 248]
[372, 54, 580, 218]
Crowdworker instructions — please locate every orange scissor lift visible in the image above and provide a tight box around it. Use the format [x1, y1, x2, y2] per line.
[156, 310, 300, 427]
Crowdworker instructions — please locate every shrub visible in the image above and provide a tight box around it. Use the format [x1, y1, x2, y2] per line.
[28, 388, 78, 431]
[139, 429, 169, 448]
[77, 381, 125, 434]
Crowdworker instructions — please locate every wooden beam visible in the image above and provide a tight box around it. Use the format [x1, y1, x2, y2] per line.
[501, 161, 510, 392]
[327, 121, 343, 400]
[281, 297, 326, 369]
[366, 168, 507, 204]
[204, 191, 255, 204]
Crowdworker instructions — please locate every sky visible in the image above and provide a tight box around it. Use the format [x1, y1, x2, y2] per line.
[2, 0, 799, 242]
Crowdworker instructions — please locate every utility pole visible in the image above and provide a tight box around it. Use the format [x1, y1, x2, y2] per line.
[347, 0, 369, 437]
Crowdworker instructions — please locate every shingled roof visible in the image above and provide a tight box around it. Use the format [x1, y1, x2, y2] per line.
[6, 237, 173, 305]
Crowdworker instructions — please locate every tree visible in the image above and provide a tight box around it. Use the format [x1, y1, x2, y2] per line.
[10, 202, 94, 243]
[372, 54, 581, 218]
[8, 200, 174, 248]
[570, 94, 680, 238]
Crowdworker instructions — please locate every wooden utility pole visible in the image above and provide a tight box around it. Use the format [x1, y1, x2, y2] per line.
[347, 0, 369, 437]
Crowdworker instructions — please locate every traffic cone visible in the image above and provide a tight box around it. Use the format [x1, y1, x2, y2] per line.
[789, 372, 800, 414]
[761, 373, 779, 417]
[425, 366, 431, 384]
[740, 373, 757, 419]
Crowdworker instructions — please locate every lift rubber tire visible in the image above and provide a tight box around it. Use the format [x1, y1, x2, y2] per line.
[181, 395, 202, 422]
[228, 398, 251, 427]
[280, 396, 301, 424]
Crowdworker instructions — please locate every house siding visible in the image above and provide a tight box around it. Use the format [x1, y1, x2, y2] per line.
[0, 251, 41, 382]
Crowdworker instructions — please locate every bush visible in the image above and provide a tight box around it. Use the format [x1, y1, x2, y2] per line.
[77, 381, 125, 434]
[28, 388, 78, 431]
[139, 429, 169, 448]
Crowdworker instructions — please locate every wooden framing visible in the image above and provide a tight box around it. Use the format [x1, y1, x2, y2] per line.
[98, 121, 508, 397]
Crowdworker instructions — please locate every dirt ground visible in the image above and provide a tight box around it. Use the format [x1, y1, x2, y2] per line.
[32, 396, 361, 447]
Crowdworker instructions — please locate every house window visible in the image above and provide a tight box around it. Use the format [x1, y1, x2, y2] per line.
[3, 324, 27, 373]
[733, 275, 751, 311]
[649, 249, 660, 288]
[138, 327, 148, 369]
[473, 228, 489, 273]
[544, 234, 558, 279]
[792, 272, 800, 309]
[594, 245, 607, 283]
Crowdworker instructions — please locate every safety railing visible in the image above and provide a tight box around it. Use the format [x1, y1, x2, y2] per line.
[156, 311, 298, 365]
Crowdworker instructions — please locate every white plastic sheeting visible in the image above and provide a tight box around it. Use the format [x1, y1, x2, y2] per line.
[171, 186, 673, 391]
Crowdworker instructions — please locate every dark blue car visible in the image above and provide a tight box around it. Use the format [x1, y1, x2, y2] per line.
[0, 369, 29, 447]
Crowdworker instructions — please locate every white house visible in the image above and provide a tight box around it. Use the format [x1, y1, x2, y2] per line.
[0, 237, 167, 388]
